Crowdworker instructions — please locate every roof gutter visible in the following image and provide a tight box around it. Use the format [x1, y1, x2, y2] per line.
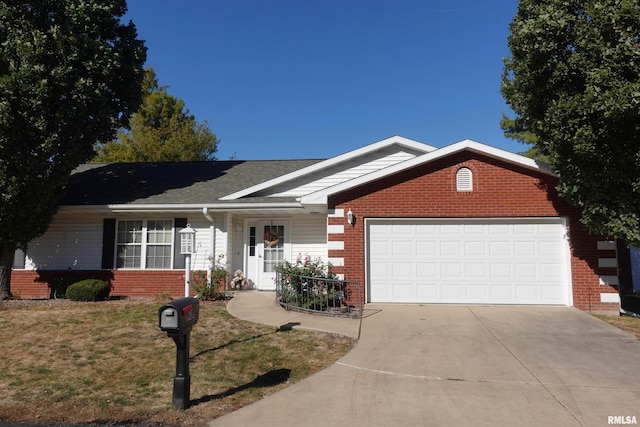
[57, 202, 306, 214]
[202, 207, 215, 223]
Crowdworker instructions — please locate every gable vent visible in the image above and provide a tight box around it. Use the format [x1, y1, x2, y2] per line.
[456, 167, 473, 192]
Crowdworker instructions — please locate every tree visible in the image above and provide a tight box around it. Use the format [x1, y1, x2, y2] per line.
[501, 0, 640, 246]
[0, 1, 146, 299]
[499, 113, 548, 162]
[93, 68, 219, 162]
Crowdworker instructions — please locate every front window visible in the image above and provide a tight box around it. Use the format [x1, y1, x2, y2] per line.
[116, 219, 173, 269]
[146, 220, 173, 268]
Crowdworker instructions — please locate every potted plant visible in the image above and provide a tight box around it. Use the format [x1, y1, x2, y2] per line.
[230, 270, 248, 290]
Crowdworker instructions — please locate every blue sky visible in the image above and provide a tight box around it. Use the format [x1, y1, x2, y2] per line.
[124, 0, 522, 160]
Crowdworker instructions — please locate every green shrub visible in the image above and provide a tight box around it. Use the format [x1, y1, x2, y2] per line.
[621, 293, 640, 315]
[66, 279, 111, 302]
[192, 271, 229, 301]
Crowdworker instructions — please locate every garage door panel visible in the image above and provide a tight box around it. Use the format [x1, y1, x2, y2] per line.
[465, 263, 486, 277]
[490, 263, 511, 277]
[514, 241, 536, 256]
[392, 262, 413, 277]
[489, 224, 510, 234]
[370, 240, 390, 257]
[370, 262, 389, 277]
[416, 262, 437, 278]
[540, 240, 563, 256]
[391, 241, 413, 256]
[368, 219, 570, 305]
[491, 285, 513, 300]
[541, 263, 563, 278]
[542, 285, 564, 301]
[466, 284, 488, 300]
[417, 241, 437, 256]
[441, 224, 461, 234]
[417, 283, 438, 299]
[392, 282, 414, 299]
[514, 224, 536, 234]
[490, 241, 510, 256]
[465, 241, 486, 256]
[442, 284, 462, 300]
[392, 224, 413, 235]
[441, 263, 462, 277]
[441, 241, 461, 255]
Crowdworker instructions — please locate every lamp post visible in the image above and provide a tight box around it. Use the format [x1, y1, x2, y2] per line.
[179, 224, 195, 297]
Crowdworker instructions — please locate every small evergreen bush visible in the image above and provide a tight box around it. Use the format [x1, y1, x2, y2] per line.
[621, 293, 640, 315]
[66, 279, 111, 302]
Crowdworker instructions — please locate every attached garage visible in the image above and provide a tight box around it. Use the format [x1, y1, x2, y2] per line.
[366, 218, 572, 305]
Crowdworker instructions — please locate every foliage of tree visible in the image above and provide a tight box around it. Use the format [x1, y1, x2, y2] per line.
[93, 68, 219, 162]
[499, 113, 549, 162]
[0, 1, 146, 299]
[501, 0, 640, 246]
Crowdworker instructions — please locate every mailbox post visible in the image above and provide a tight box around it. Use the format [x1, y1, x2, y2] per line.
[159, 297, 200, 409]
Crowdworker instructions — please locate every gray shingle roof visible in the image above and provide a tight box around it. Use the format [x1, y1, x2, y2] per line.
[61, 159, 323, 206]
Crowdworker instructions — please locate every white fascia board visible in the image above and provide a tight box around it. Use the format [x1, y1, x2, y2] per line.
[58, 202, 304, 214]
[219, 135, 436, 200]
[107, 203, 305, 212]
[300, 139, 554, 204]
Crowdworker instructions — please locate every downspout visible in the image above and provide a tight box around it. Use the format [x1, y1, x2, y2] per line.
[203, 208, 215, 284]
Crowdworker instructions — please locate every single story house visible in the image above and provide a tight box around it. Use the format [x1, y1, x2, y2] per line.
[11, 136, 632, 312]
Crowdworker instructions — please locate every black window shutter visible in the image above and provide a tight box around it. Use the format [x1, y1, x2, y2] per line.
[174, 218, 188, 269]
[102, 219, 116, 269]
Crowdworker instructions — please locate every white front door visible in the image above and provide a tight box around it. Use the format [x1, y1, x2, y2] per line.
[255, 220, 289, 290]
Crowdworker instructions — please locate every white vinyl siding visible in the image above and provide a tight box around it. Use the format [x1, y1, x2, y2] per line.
[269, 150, 420, 197]
[22, 214, 216, 272]
[290, 214, 327, 260]
[24, 215, 104, 270]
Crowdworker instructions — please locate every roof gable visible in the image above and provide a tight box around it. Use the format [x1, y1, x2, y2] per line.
[300, 139, 553, 204]
[220, 135, 436, 200]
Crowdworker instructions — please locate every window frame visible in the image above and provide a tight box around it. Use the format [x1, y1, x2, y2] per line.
[115, 219, 175, 269]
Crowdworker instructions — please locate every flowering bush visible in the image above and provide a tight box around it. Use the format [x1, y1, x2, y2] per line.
[210, 253, 228, 283]
[229, 270, 248, 290]
[276, 254, 336, 308]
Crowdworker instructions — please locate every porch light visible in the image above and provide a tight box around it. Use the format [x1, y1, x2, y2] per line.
[347, 209, 354, 226]
[179, 224, 195, 254]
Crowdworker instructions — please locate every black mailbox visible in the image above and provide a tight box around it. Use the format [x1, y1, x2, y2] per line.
[159, 297, 199, 336]
[158, 297, 200, 409]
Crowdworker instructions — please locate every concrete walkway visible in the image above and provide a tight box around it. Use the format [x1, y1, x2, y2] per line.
[210, 291, 640, 427]
[222, 290, 362, 339]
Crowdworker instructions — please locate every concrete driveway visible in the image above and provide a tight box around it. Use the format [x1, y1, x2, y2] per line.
[211, 297, 640, 427]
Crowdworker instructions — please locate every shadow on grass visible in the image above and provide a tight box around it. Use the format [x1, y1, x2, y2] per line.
[190, 368, 291, 406]
[190, 323, 300, 362]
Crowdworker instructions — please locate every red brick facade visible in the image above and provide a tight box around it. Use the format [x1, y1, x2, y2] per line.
[328, 152, 618, 312]
[11, 269, 205, 300]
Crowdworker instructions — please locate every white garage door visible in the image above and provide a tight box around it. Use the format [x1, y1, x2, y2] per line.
[367, 218, 571, 305]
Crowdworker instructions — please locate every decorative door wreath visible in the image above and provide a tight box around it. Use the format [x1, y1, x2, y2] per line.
[264, 229, 280, 247]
